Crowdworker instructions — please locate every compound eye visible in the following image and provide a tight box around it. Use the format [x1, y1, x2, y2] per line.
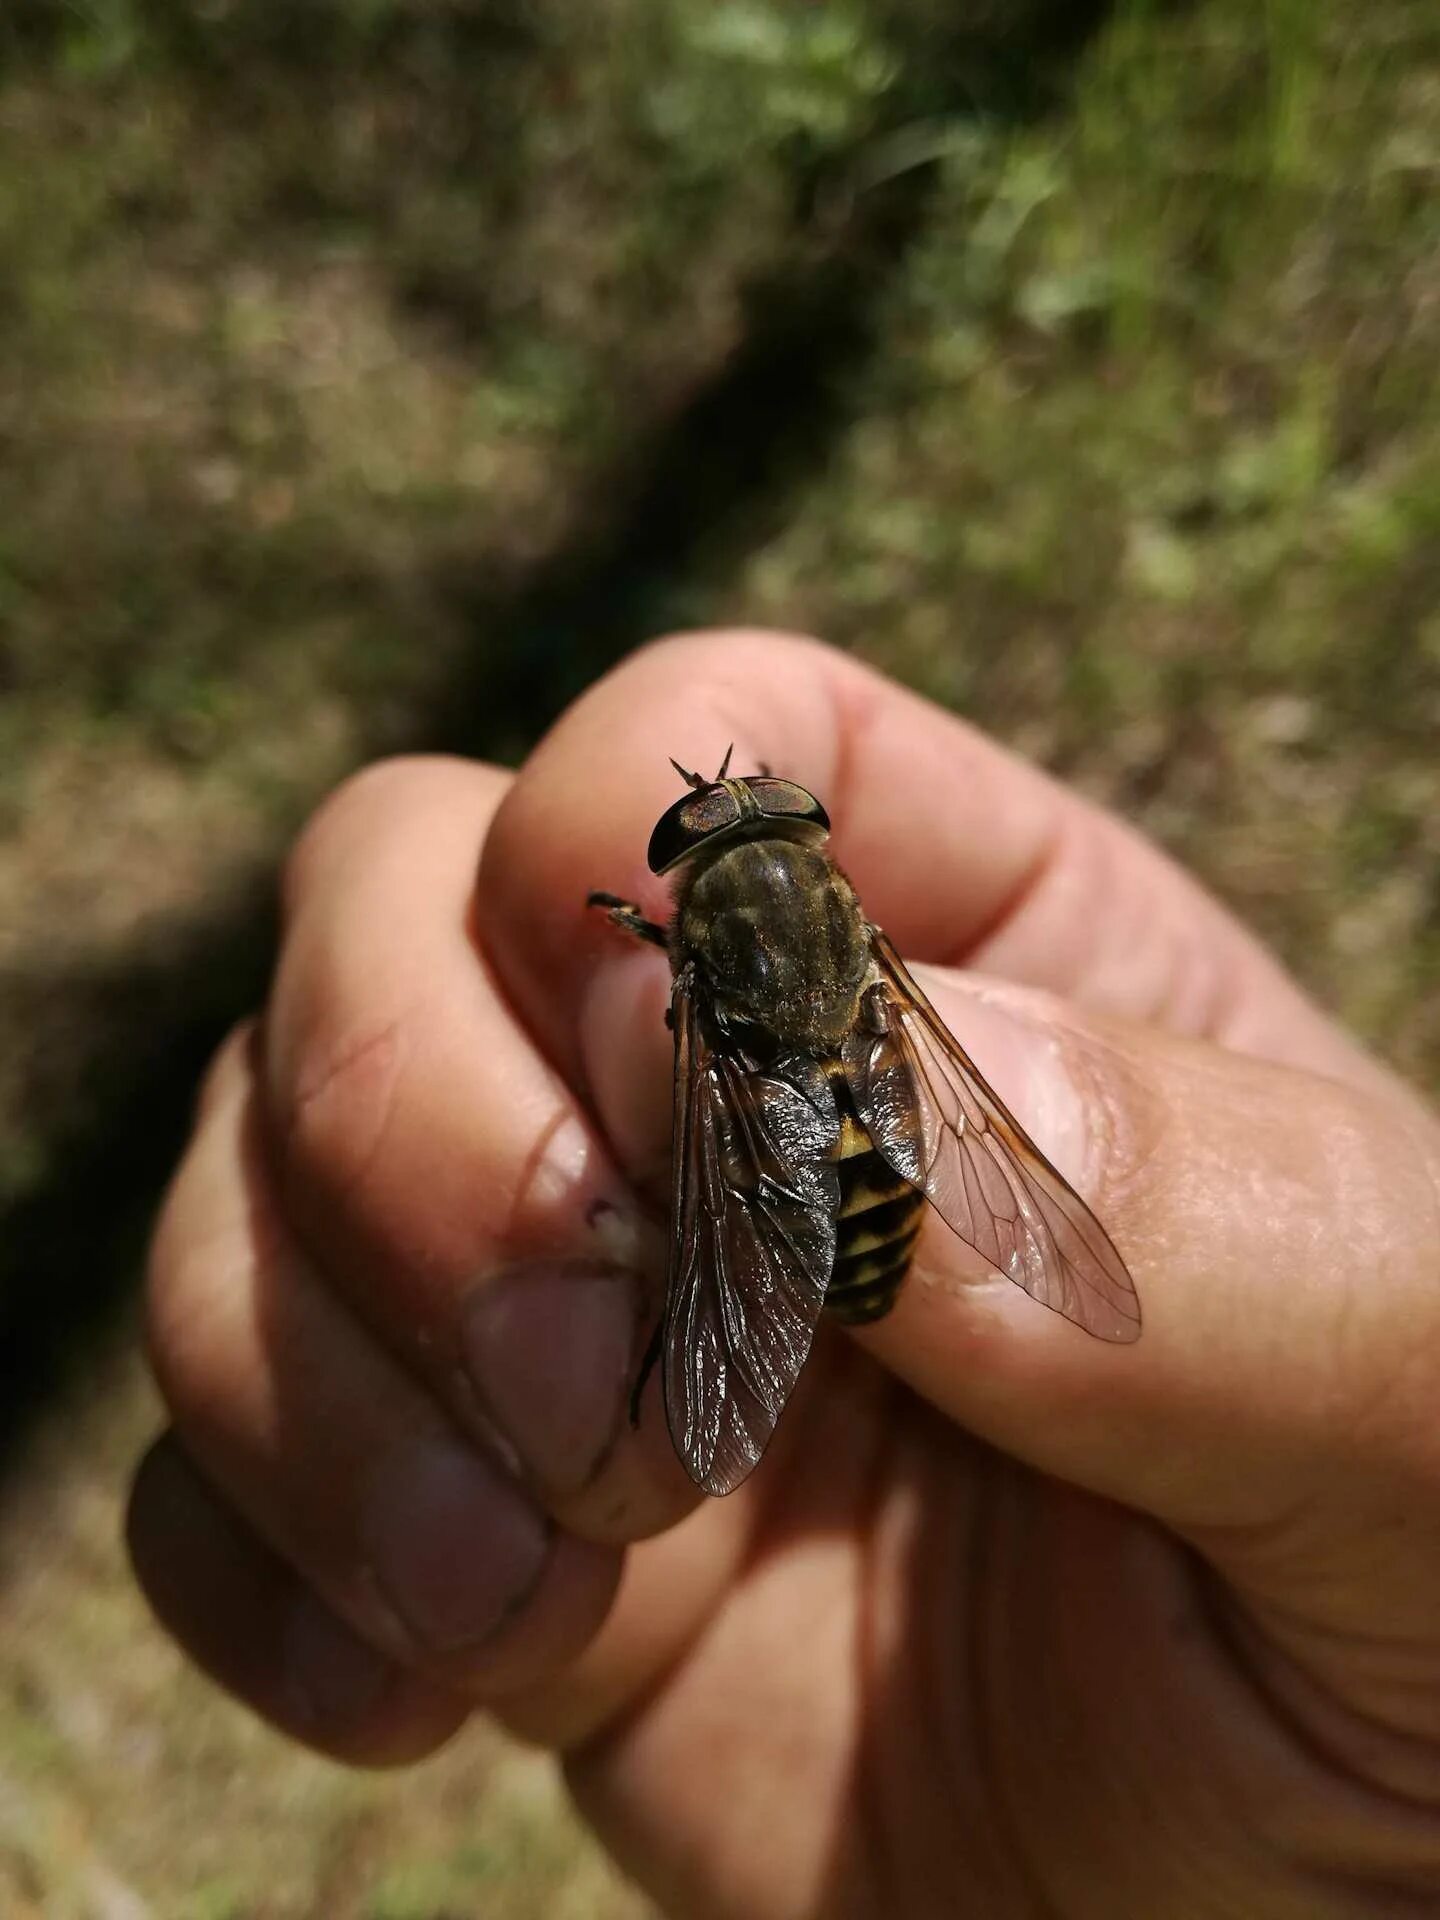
[746, 777, 830, 833]
[646, 785, 741, 872]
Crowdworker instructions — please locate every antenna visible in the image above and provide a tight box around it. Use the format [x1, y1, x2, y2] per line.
[668, 745, 736, 788]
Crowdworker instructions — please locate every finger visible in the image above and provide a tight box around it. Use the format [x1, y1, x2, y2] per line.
[127, 1435, 468, 1766]
[481, 628, 1393, 1110]
[493, 1335, 882, 1755]
[146, 1030, 622, 1693]
[194, 1016, 260, 1125]
[267, 754, 695, 1544]
[847, 965, 1440, 1734]
[494, 1495, 755, 1752]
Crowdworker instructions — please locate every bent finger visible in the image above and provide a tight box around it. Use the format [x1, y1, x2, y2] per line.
[146, 1036, 621, 1694]
[267, 754, 693, 1544]
[848, 966, 1440, 1730]
[127, 1435, 468, 1766]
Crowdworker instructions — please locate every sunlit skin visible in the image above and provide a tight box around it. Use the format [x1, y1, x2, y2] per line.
[130, 633, 1440, 1917]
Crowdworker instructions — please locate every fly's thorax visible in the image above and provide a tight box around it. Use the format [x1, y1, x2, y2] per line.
[673, 837, 870, 1051]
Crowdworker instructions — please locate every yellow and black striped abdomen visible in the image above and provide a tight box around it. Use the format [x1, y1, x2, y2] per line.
[821, 1057, 924, 1326]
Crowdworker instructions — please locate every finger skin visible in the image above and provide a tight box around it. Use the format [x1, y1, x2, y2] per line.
[849, 968, 1440, 1754]
[146, 1031, 622, 1695]
[127, 1435, 468, 1766]
[266, 754, 696, 1545]
[848, 968, 1439, 1511]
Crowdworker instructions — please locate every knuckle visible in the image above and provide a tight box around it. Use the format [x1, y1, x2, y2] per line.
[144, 1169, 249, 1425]
[628, 627, 831, 706]
[637, 624, 818, 666]
[272, 1004, 407, 1214]
[280, 754, 473, 919]
[145, 1067, 288, 1430]
[194, 1018, 260, 1122]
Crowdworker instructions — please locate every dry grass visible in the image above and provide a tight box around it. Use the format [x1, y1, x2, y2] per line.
[0, 1348, 649, 1919]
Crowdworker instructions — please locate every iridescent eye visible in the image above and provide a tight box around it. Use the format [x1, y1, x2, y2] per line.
[745, 778, 830, 833]
[647, 785, 741, 873]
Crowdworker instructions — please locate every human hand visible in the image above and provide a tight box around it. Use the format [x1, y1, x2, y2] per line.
[129, 633, 1440, 1918]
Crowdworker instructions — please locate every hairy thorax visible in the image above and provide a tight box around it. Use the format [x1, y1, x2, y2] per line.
[674, 837, 871, 1052]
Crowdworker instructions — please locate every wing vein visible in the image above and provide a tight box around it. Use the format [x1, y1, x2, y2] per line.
[842, 930, 1141, 1343]
[660, 986, 842, 1495]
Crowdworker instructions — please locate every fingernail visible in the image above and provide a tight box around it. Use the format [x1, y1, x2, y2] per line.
[283, 1588, 394, 1735]
[578, 953, 673, 1184]
[462, 1263, 639, 1496]
[923, 971, 1096, 1185]
[361, 1439, 550, 1654]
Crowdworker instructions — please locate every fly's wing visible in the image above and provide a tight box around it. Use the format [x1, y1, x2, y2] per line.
[663, 978, 841, 1496]
[841, 929, 1141, 1342]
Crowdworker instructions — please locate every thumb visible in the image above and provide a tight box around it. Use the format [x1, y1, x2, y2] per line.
[857, 969, 1440, 1670]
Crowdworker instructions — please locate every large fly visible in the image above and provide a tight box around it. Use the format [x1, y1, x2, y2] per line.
[588, 751, 1140, 1497]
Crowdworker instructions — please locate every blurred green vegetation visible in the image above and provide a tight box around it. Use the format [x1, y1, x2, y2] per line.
[0, 0, 1436, 1913]
[735, 0, 1440, 1061]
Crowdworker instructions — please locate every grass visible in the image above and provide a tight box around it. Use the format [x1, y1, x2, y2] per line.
[0, 0, 1436, 1911]
[0, 1349, 643, 1920]
[735, 0, 1440, 1076]
[0, 0, 862, 1219]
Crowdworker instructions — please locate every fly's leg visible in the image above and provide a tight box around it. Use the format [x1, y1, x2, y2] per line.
[586, 890, 667, 950]
[629, 1317, 663, 1427]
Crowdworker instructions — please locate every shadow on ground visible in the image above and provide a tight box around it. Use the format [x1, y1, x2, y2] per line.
[0, 0, 1117, 1471]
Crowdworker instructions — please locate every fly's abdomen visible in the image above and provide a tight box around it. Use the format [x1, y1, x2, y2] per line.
[821, 1059, 924, 1325]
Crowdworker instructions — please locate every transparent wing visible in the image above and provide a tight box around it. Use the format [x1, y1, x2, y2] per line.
[841, 929, 1141, 1342]
[663, 978, 841, 1496]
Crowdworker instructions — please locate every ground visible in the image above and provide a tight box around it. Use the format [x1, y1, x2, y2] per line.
[0, 1, 1436, 1913]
